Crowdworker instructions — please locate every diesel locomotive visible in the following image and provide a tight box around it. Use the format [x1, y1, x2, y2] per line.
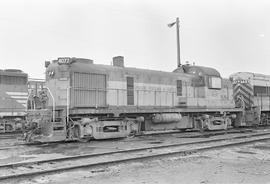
[0, 69, 28, 133]
[230, 72, 270, 125]
[24, 56, 259, 143]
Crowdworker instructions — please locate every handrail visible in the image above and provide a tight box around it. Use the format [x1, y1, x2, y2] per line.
[66, 87, 70, 122]
[45, 87, 55, 122]
[26, 93, 32, 111]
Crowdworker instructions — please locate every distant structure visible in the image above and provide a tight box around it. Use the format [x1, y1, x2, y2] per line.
[27, 78, 45, 96]
[27, 78, 46, 110]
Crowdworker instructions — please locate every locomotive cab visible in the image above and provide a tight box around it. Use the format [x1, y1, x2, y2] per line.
[177, 64, 222, 89]
[174, 64, 234, 109]
[174, 64, 235, 130]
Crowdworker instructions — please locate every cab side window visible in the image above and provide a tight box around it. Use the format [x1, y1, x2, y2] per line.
[177, 80, 182, 96]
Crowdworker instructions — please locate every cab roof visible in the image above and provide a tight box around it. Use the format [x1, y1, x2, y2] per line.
[174, 65, 221, 77]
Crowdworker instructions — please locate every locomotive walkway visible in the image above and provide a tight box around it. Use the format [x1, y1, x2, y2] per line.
[1, 131, 270, 181]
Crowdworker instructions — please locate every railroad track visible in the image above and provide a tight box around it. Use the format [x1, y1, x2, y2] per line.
[0, 131, 270, 181]
[0, 128, 253, 150]
[139, 127, 253, 137]
[0, 133, 21, 139]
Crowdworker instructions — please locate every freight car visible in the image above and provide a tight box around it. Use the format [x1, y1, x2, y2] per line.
[25, 56, 253, 143]
[0, 69, 28, 133]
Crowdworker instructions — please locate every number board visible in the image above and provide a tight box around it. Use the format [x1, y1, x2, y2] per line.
[233, 79, 249, 84]
[58, 57, 71, 65]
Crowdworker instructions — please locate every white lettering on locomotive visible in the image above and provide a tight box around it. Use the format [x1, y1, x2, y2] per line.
[233, 79, 249, 84]
[47, 70, 55, 77]
[58, 57, 71, 65]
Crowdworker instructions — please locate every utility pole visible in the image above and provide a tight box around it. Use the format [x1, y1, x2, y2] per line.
[168, 17, 181, 67]
[176, 17, 181, 67]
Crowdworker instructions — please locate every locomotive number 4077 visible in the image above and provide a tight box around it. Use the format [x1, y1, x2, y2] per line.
[58, 57, 71, 64]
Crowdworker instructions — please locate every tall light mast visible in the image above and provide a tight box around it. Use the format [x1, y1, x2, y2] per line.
[168, 17, 181, 67]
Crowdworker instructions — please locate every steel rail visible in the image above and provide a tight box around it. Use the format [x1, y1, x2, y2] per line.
[0, 132, 270, 181]
[0, 131, 268, 169]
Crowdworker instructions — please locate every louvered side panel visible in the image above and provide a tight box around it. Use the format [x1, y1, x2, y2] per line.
[71, 72, 106, 107]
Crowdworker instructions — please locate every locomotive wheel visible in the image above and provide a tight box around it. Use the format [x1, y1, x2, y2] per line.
[73, 126, 80, 138]
[5, 124, 14, 132]
[73, 125, 91, 142]
[199, 119, 205, 132]
[78, 137, 91, 143]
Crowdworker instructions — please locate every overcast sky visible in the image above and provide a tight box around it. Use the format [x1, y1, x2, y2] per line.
[0, 0, 270, 79]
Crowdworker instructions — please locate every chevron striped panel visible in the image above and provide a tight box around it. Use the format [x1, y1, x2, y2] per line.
[233, 81, 254, 108]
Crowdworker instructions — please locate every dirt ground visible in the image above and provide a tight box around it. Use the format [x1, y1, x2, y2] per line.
[8, 140, 270, 184]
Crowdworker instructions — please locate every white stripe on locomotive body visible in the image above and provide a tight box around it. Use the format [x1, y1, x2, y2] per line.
[108, 81, 176, 93]
[107, 81, 177, 106]
[107, 81, 234, 107]
[5, 92, 28, 108]
[15, 101, 27, 108]
[6, 92, 28, 96]
[0, 112, 26, 116]
[46, 78, 235, 109]
[10, 96, 28, 99]
[16, 100, 27, 103]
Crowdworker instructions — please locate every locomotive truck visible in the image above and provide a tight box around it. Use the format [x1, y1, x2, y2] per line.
[24, 56, 258, 142]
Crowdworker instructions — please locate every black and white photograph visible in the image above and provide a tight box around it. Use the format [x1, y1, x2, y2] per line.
[0, 0, 270, 183]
